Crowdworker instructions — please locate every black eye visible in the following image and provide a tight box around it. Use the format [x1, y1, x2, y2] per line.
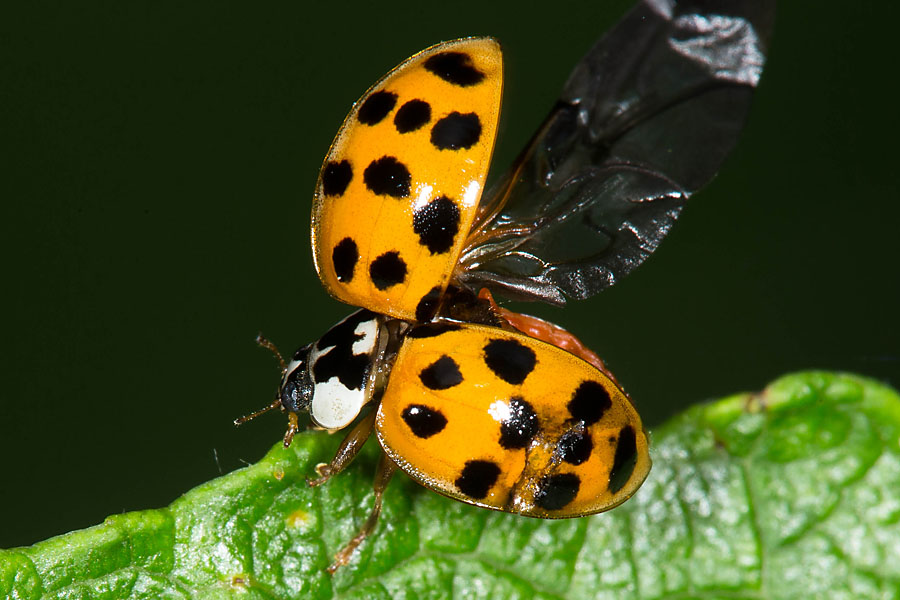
[280, 361, 311, 413]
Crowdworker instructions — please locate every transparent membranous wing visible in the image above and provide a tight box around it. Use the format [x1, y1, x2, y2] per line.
[457, 0, 775, 305]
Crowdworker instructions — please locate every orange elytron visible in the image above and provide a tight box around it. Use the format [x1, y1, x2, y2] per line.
[312, 38, 503, 322]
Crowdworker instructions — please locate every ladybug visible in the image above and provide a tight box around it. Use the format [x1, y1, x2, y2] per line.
[238, 0, 771, 572]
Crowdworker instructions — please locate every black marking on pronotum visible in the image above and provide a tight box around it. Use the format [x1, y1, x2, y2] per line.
[316, 309, 375, 350]
[402, 404, 447, 438]
[534, 473, 581, 510]
[558, 430, 593, 465]
[357, 90, 397, 125]
[322, 160, 352, 197]
[331, 237, 358, 282]
[608, 425, 638, 494]
[423, 52, 486, 87]
[455, 460, 500, 499]
[414, 286, 442, 322]
[431, 112, 481, 150]
[567, 380, 612, 426]
[413, 195, 461, 254]
[363, 156, 411, 198]
[419, 355, 463, 390]
[312, 310, 376, 390]
[369, 251, 407, 290]
[498, 397, 539, 449]
[407, 321, 462, 339]
[483, 338, 536, 385]
[394, 99, 431, 133]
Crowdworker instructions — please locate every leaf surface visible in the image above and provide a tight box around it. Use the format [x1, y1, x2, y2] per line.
[3, 372, 899, 599]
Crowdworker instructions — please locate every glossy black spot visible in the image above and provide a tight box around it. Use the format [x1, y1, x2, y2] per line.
[499, 397, 539, 449]
[407, 322, 462, 338]
[414, 286, 442, 322]
[608, 426, 638, 494]
[534, 473, 580, 510]
[394, 99, 431, 133]
[369, 251, 407, 290]
[322, 160, 352, 197]
[419, 355, 463, 390]
[364, 156, 411, 198]
[402, 404, 447, 438]
[331, 237, 358, 282]
[483, 338, 536, 385]
[567, 380, 612, 426]
[455, 460, 500, 499]
[431, 112, 481, 150]
[357, 90, 397, 125]
[423, 52, 486, 87]
[412, 196, 460, 254]
[558, 431, 593, 465]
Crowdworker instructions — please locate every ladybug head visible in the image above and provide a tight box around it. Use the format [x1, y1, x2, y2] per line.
[234, 334, 313, 447]
[278, 343, 314, 415]
[273, 341, 315, 447]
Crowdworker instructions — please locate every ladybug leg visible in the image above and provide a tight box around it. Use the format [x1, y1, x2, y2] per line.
[327, 453, 398, 574]
[307, 409, 376, 487]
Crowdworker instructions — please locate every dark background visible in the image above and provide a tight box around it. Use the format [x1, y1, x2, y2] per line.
[2, 1, 897, 548]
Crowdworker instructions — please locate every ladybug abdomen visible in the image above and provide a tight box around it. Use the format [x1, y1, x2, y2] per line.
[375, 322, 651, 517]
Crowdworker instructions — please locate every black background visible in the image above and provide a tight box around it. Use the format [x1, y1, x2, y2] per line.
[2, 1, 898, 548]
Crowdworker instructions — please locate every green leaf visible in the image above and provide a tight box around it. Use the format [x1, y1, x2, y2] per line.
[3, 372, 899, 599]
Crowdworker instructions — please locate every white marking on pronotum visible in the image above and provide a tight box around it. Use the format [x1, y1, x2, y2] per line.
[351, 318, 378, 355]
[310, 379, 366, 430]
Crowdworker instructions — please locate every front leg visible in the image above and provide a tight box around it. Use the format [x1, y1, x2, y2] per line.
[307, 409, 377, 487]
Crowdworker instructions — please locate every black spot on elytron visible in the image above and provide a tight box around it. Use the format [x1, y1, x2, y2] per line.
[430, 112, 482, 151]
[567, 380, 613, 426]
[419, 355, 463, 390]
[369, 251, 407, 290]
[608, 426, 638, 494]
[423, 51, 486, 87]
[322, 160, 352, 197]
[394, 99, 431, 133]
[407, 321, 462, 338]
[534, 473, 581, 510]
[558, 430, 593, 465]
[357, 90, 397, 125]
[412, 196, 461, 254]
[455, 460, 501, 499]
[363, 156, 411, 198]
[311, 310, 377, 390]
[414, 286, 442, 322]
[483, 338, 537, 385]
[499, 397, 540, 449]
[331, 237, 358, 282]
[401, 404, 447, 438]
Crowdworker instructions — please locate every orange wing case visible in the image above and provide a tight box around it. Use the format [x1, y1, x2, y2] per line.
[376, 323, 651, 517]
[311, 38, 503, 321]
